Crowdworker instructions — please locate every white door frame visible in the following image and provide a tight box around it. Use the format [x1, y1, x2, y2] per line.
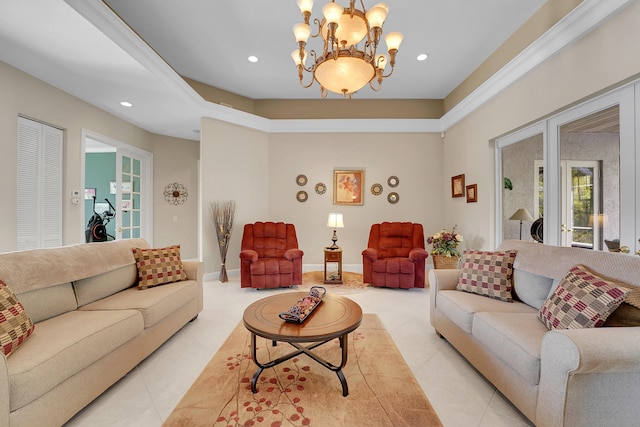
[81, 129, 154, 245]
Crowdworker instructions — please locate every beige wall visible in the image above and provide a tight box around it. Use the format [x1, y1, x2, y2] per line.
[152, 134, 199, 259]
[200, 118, 269, 274]
[442, 1, 640, 250]
[198, 124, 443, 274]
[268, 133, 444, 265]
[0, 60, 199, 256]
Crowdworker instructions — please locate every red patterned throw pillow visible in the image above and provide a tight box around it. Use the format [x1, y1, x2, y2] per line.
[133, 245, 188, 290]
[457, 250, 517, 302]
[0, 280, 35, 356]
[538, 264, 630, 330]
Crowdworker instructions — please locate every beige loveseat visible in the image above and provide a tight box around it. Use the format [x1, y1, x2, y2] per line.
[429, 240, 640, 426]
[0, 238, 203, 427]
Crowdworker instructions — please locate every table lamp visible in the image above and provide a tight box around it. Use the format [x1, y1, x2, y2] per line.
[509, 208, 534, 240]
[326, 213, 344, 249]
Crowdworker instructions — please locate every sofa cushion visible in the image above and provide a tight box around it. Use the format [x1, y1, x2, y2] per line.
[17, 282, 77, 323]
[436, 290, 535, 333]
[0, 280, 35, 357]
[472, 312, 548, 385]
[512, 269, 554, 310]
[8, 309, 142, 411]
[133, 245, 188, 289]
[73, 264, 138, 306]
[78, 280, 198, 328]
[457, 250, 517, 302]
[538, 264, 630, 330]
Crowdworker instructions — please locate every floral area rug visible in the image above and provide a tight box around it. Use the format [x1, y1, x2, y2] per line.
[298, 271, 371, 295]
[163, 314, 443, 427]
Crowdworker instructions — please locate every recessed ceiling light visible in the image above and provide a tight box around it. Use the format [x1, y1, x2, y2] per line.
[417, 53, 429, 61]
[120, 101, 133, 107]
[248, 56, 259, 63]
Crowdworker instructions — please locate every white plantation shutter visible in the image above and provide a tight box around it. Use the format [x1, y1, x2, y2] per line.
[17, 117, 63, 250]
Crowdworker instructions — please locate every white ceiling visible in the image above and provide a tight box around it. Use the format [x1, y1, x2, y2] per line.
[0, 0, 587, 141]
[101, 0, 546, 100]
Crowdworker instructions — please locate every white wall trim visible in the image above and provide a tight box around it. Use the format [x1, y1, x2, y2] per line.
[441, 0, 634, 131]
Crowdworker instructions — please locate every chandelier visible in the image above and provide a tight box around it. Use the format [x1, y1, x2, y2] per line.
[292, 0, 403, 98]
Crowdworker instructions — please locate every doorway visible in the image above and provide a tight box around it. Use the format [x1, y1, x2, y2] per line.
[496, 83, 637, 252]
[82, 132, 153, 244]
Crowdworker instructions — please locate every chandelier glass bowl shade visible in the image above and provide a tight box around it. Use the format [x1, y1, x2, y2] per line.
[292, 0, 403, 97]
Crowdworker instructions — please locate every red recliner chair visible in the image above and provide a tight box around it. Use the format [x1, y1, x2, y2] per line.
[239, 222, 304, 289]
[362, 222, 428, 289]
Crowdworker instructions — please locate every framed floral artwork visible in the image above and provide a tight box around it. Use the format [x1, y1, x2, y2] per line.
[466, 184, 477, 203]
[451, 174, 465, 198]
[333, 169, 364, 205]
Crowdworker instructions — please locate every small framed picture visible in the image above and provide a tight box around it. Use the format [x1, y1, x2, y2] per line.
[451, 174, 465, 198]
[84, 188, 96, 200]
[466, 184, 478, 203]
[333, 169, 364, 205]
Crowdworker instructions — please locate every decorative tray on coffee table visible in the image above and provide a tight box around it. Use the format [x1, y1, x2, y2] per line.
[279, 286, 326, 323]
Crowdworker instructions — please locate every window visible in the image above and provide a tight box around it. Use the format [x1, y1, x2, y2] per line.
[17, 116, 63, 250]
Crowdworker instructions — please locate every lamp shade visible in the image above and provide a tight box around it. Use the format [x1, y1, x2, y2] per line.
[327, 213, 344, 228]
[509, 208, 534, 222]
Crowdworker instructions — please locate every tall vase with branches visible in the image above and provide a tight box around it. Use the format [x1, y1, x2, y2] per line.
[211, 200, 236, 282]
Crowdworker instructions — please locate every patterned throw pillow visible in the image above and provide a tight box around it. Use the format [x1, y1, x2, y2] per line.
[1, 279, 35, 356]
[456, 250, 517, 302]
[538, 264, 630, 330]
[133, 245, 188, 290]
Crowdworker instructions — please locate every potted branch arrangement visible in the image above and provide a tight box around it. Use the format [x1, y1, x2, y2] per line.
[427, 226, 463, 269]
[211, 200, 236, 282]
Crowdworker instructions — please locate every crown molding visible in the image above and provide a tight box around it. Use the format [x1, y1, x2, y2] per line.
[67, 0, 632, 136]
[441, 0, 634, 131]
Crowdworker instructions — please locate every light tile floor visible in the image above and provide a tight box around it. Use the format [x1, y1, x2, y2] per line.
[65, 270, 533, 427]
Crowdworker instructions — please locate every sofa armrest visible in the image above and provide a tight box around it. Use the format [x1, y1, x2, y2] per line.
[239, 250, 258, 262]
[428, 268, 460, 327]
[1, 353, 9, 427]
[409, 248, 428, 262]
[182, 260, 203, 282]
[284, 248, 304, 261]
[537, 327, 640, 427]
[362, 248, 379, 262]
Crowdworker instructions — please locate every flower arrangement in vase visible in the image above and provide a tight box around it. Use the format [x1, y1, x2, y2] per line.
[427, 226, 463, 269]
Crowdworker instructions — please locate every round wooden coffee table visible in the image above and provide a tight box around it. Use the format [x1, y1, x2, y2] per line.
[243, 292, 362, 396]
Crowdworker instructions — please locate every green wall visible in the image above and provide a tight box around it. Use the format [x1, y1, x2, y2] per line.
[85, 153, 116, 240]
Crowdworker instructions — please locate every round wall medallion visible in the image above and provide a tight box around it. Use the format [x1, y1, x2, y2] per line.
[387, 176, 399, 187]
[387, 192, 399, 204]
[315, 182, 326, 195]
[296, 174, 308, 186]
[296, 190, 308, 202]
[163, 183, 188, 205]
[371, 183, 383, 196]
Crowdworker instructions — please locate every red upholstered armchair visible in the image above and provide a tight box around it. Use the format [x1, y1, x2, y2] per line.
[362, 222, 428, 289]
[239, 222, 304, 289]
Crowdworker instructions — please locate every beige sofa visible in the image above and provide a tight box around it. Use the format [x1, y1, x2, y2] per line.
[0, 238, 203, 427]
[429, 240, 640, 427]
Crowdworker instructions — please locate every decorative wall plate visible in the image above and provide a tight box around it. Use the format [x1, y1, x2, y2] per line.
[315, 182, 326, 195]
[296, 190, 308, 202]
[371, 183, 383, 196]
[387, 176, 399, 187]
[296, 174, 308, 186]
[387, 192, 399, 204]
[163, 183, 188, 205]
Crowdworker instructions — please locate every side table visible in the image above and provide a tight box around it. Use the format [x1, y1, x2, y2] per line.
[323, 247, 342, 284]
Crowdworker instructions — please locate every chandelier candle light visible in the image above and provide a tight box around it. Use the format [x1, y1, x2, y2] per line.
[326, 213, 344, 249]
[292, 0, 403, 98]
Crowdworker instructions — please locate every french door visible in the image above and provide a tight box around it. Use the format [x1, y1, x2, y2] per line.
[83, 132, 153, 244]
